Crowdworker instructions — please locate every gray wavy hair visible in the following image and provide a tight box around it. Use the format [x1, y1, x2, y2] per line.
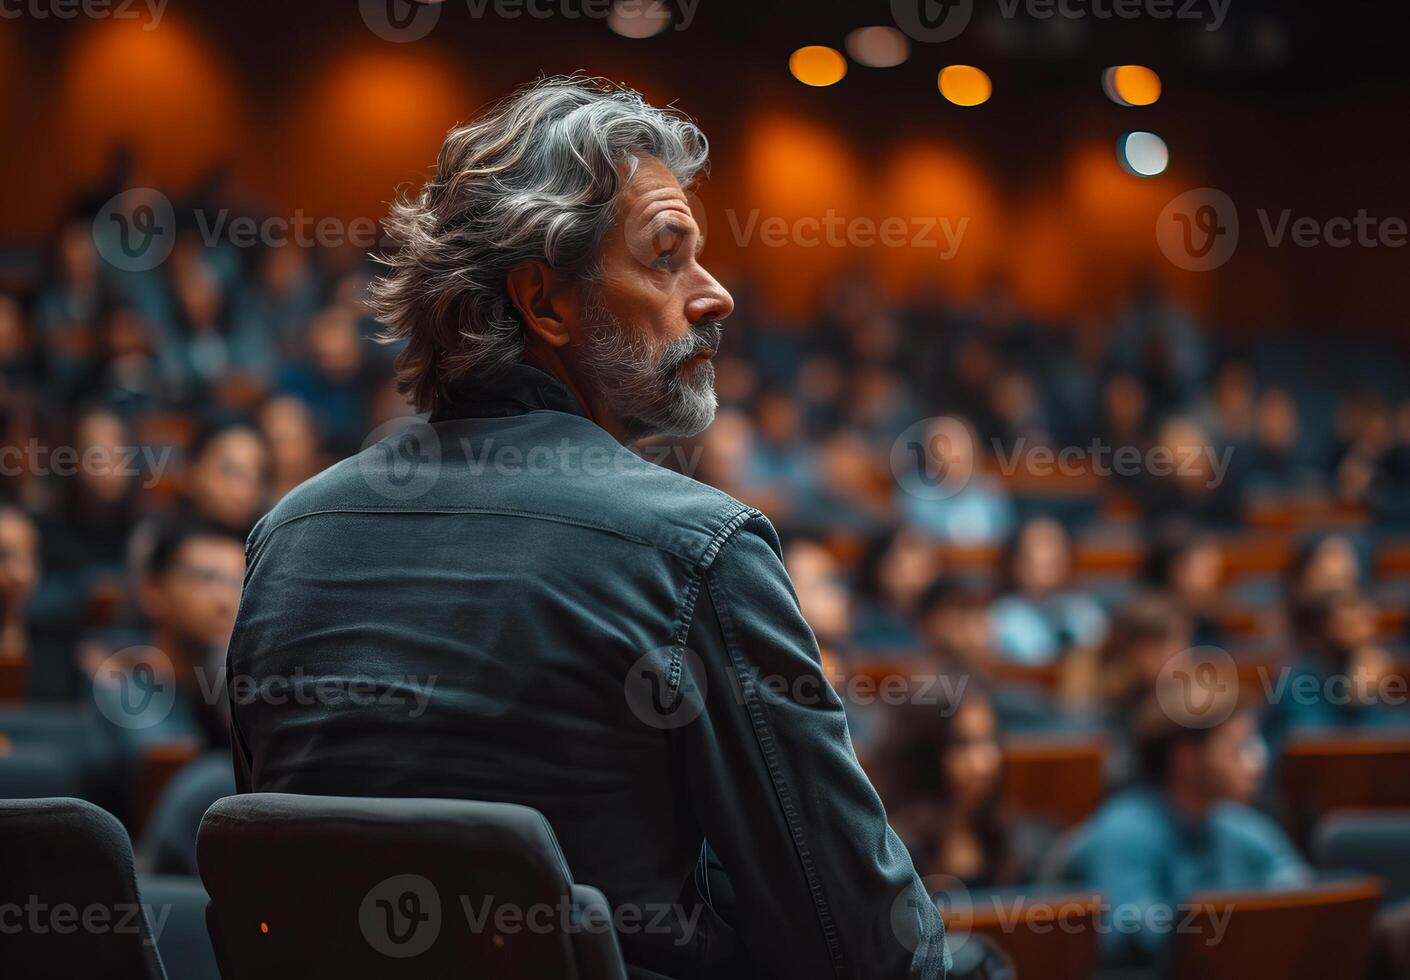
[369, 75, 710, 415]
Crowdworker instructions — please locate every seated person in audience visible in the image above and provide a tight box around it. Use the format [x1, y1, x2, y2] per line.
[990, 517, 1107, 665]
[1283, 533, 1361, 639]
[1087, 594, 1194, 785]
[1143, 519, 1226, 648]
[89, 517, 245, 750]
[898, 415, 1017, 546]
[0, 505, 80, 699]
[875, 684, 1054, 889]
[179, 418, 271, 537]
[1268, 588, 1410, 733]
[853, 524, 944, 651]
[1137, 415, 1241, 528]
[1061, 695, 1310, 967]
[917, 577, 997, 677]
[258, 395, 326, 502]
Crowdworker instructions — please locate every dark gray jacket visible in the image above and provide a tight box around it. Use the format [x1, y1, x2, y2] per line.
[227, 364, 947, 979]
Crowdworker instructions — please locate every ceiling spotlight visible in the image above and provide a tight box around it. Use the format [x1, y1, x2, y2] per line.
[608, 0, 671, 38]
[1118, 131, 1169, 176]
[1103, 65, 1162, 106]
[844, 26, 910, 68]
[938, 65, 992, 107]
[790, 46, 848, 87]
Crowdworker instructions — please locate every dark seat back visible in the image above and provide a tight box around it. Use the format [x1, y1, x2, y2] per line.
[0, 797, 167, 980]
[197, 793, 627, 979]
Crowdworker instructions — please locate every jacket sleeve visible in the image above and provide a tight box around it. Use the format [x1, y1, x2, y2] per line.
[671, 514, 948, 979]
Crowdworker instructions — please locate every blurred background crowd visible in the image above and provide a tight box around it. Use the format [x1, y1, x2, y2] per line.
[5, 1, 1410, 977]
[3, 169, 1410, 975]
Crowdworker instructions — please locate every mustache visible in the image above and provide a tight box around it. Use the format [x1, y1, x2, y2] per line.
[661, 320, 724, 372]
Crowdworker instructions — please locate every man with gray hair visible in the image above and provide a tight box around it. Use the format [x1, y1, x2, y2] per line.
[227, 76, 948, 979]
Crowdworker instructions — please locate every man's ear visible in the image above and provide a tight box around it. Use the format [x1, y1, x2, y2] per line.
[506, 259, 579, 349]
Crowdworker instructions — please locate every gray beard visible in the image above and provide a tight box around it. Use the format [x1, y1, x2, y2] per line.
[578, 303, 720, 442]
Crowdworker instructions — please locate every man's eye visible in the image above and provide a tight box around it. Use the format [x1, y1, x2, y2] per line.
[653, 251, 674, 270]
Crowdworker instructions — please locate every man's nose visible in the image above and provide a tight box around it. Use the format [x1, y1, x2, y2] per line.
[687, 270, 734, 325]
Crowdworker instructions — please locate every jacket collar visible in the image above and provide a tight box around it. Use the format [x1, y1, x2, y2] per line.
[431, 363, 589, 424]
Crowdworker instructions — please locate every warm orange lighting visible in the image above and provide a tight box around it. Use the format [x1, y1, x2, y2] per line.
[938, 66, 991, 107]
[259, 922, 269, 934]
[1103, 65, 1162, 106]
[789, 46, 847, 87]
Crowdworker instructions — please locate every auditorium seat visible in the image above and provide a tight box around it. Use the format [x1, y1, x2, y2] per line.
[139, 752, 236, 876]
[1280, 732, 1410, 844]
[0, 743, 82, 799]
[137, 875, 221, 980]
[1172, 877, 1382, 980]
[198, 793, 630, 979]
[0, 797, 168, 979]
[943, 888, 1099, 980]
[1317, 810, 1410, 905]
[1000, 734, 1106, 827]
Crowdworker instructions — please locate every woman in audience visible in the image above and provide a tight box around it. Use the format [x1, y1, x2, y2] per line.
[852, 524, 944, 651]
[990, 516, 1107, 665]
[1269, 588, 1410, 733]
[1144, 519, 1226, 648]
[875, 683, 1052, 888]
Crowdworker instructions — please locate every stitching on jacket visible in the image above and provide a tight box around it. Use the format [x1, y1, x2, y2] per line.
[669, 504, 755, 648]
[704, 528, 848, 977]
[251, 506, 703, 564]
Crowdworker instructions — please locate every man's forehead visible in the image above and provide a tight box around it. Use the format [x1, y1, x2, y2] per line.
[617, 156, 693, 218]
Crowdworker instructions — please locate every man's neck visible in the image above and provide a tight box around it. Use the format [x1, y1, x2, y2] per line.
[522, 347, 630, 444]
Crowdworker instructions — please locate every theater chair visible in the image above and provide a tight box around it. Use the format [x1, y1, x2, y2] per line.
[999, 734, 1107, 827]
[1172, 877, 1382, 980]
[197, 794, 630, 979]
[1318, 810, 1410, 905]
[0, 797, 168, 980]
[943, 888, 1099, 980]
[1280, 732, 1410, 845]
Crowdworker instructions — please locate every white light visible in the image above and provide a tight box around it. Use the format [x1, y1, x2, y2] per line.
[844, 26, 910, 68]
[1118, 131, 1168, 177]
[608, 0, 671, 38]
